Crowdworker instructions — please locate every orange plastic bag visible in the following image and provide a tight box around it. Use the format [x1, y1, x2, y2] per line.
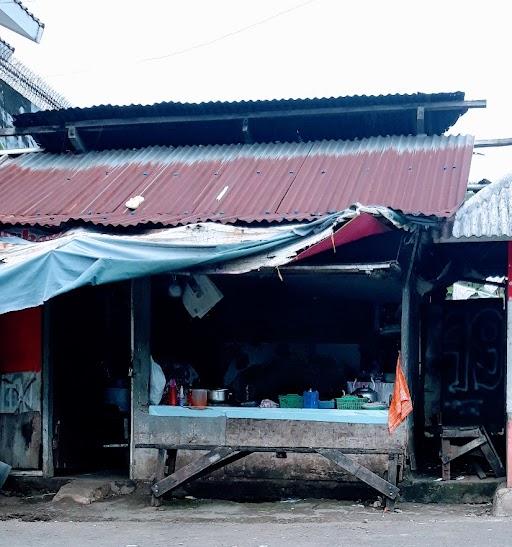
[388, 354, 413, 434]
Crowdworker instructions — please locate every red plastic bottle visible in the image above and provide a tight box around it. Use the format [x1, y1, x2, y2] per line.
[168, 379, 177, 406]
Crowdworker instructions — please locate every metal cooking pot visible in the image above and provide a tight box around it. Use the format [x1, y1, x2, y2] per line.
[207, 388, 230, 403]
[351, 378, 379, 403]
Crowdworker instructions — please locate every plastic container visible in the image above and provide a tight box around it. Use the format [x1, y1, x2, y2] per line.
[303, 389, 319, 409]
[168, 379, 177, 406]
[278, 394, 303, 408]
[190, 389, 208, 408]
[318, 399, 335, 409]
[336, 395, 365, 410]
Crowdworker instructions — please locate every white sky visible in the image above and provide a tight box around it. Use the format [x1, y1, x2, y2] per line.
[2, 0, 512, 140]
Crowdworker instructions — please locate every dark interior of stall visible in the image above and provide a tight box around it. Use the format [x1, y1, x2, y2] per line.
[50, 282, 131, 475]
[150, 229, 405, 406]
[151, 269, 403, 409]
[419, 240, 507, 478]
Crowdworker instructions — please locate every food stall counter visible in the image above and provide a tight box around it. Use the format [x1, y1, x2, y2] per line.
[148, 405, 387, 424]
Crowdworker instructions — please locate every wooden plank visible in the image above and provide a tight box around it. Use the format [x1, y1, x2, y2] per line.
[140, 414, 227, 447]
[441, 437, 486, 464]
[151, 447, 251, 498]
[217, 451, 388, 482]
[317, 448, 399, 500]
[278, 263, 399, 275]
[0, 100, 486, 137]
[480, 443, 505, 478]
[225, 418, 405, 451]
[470, 457, 487, 480]
[480, 427, 505, 477]
[41, 302, 54, 477]
[0, 412, 41, 469]
[386, 454, 399, 510]
[136, 443, 402, 455]
[441, 427, 480, 438]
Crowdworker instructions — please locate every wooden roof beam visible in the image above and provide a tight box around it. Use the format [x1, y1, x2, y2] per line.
[0, 99, 486, 137]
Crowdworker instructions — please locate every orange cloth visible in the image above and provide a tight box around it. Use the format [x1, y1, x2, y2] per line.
[388, 354, 413, 434]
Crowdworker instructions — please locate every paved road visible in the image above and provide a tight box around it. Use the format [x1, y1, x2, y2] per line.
[1, 496, 509, 547]
[1, 518, 511, 547]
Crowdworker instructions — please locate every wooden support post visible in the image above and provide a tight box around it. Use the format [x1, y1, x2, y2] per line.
[441, 438, 451, 480]
[151, 449, 168, 507]
[385, 454, 399, 510]
[41, 302, 54, 478]
[130, 277, 152, 480]
[131, 277, 151, 409]
[167, 448, 177, 475]
[151, 449, 178, 506]
[507, 242, 512, 487]
[401, 278, 417, 470]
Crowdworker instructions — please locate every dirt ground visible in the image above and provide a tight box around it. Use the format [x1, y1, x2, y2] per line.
[1, 490, 510, 546]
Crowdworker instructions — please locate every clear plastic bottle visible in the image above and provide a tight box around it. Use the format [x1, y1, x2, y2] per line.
[178, 385, 186, 406]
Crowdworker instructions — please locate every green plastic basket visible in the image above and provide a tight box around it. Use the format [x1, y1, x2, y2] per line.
[278, 394, 304, 408]
[336, 396, 365, 410]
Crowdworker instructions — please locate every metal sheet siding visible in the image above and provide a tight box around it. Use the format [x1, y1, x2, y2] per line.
[0, 134, 474, 228]
[449, 177, 512, 239]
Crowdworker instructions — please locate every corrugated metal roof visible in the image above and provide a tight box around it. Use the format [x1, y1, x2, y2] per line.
[0, 0, 44, 43]
[15, 91, 465, 126]
[0, 134, 474, 229]
[14, 91, 468, 153]
[449, 177, 512, 240]
[11, 0, 43, 28]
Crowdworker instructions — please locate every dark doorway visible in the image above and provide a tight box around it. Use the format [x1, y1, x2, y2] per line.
[50, 282, 131, 475]
[440, 299, 505, 431]
[422, 297, 506, 472]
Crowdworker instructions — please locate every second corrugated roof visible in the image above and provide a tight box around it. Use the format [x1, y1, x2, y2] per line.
[0, 134, 474, 228]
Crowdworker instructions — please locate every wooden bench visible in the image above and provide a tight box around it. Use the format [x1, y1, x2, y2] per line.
[136, 443, 403, 509]
[440, 426, 505, 480]
[134, 413, 406, 507]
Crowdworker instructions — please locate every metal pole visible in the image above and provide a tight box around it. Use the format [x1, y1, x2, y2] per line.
[507, 242, 512, 487]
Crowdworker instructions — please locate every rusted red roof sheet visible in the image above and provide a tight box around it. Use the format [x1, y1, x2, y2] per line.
[294, 213, 390, 262]
[0, 134, 474, 228]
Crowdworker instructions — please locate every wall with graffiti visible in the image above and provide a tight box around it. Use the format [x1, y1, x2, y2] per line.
[424, 299, 505, 432]
[0, 307, 42, 469]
